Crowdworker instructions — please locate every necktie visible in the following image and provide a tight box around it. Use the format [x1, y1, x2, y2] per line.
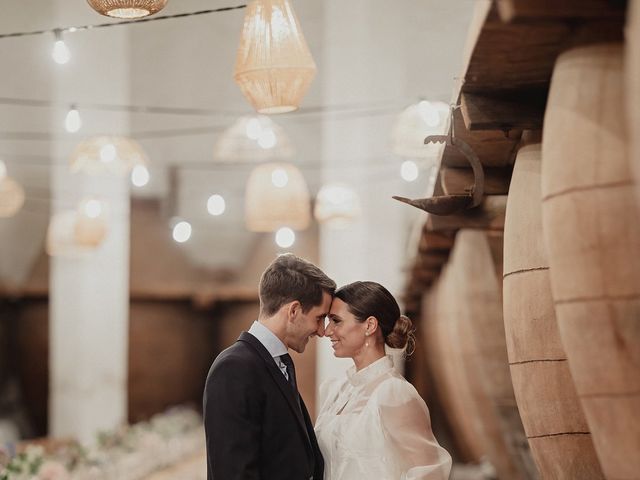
[279, 353, 298, 393]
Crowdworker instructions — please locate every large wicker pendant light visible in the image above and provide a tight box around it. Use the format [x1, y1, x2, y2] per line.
[234, 0, 317, 114]
[86, 0, 168, 18]
[213, 115, 295, 161]
[245, 162, 310, 231]
[314, 183, 361, 229]
[0, 176, 25, 218]
[70, 136, 148, 176]
[74, 198, 109, 247]
[391, 100, 449, 158]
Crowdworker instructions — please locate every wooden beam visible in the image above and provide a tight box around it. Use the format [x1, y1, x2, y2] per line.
[496, 0, 626, 23]
[460, 90, 546, 131]
[418, 231, 455, 252]
[403, 295, 423, 315]
[440, 166, 512, 196]
[441, 107, 521, 168]
[426, 195, 507, 232]
[416, 252, 449, 271]
[463, 9, 623, 94]
[405, 279, 434, 298]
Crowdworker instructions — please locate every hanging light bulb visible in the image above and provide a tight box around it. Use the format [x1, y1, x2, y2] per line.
[271, 167, 289, 188]
[86, 0, 168, 18]
[246, 117, 262, 140]
[400, 160, 419, 182]
[52, 30, 71, 65]
[417, 100, 441, 127]
[172, 220, 192, 243]
[234, 0, 317, 113]
[131, 164, 150, 187]
[207, 194, 226, 216]
[275, 227, 295, 248]
[64, 105, 82, 133]
[258, 129, 277, 149]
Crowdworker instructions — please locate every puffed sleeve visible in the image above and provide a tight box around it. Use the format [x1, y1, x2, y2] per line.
[375, 377, 452, 480]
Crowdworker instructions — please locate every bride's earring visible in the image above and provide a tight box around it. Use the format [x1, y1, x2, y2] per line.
[365, 331, 370, 348]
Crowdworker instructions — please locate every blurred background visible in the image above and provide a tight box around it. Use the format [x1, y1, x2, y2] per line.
[3, 1, 638, 479]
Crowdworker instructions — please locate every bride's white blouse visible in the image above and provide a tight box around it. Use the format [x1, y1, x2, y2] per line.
[315, 356, 452, 480]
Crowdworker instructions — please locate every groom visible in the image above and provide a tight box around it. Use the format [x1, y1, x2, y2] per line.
[203, 253, 335, 480]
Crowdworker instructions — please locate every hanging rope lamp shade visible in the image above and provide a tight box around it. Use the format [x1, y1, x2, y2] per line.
[46, 211, 86, 257]
[74, 198, 109, 247]
[0, 176, 26, 218]
[86, 0, 168, 18]
[391, 100, 449, 158]
[245, 162, 310, 231]
[314, 183, 361, 229]
[213, 115, 295, 161]
[234, 0, 317, 114]
[70, 136, 148, 175]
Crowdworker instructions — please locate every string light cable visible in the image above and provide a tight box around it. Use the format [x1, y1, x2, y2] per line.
[0, 5, 247, 40]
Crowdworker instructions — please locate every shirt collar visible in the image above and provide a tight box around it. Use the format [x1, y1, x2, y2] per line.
[347, 355, 394, 386]
[248, 320, 288, 358]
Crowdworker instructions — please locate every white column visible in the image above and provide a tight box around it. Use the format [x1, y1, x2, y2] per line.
[50, 174, 130, 444]
[316, 0, 476, 404]
[49, 0, 132, 444]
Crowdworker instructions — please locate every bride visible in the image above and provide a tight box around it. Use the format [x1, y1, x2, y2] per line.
[315, 281, 452, 480]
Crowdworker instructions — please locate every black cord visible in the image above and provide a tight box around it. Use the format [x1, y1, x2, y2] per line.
[0, 4, 247, 39]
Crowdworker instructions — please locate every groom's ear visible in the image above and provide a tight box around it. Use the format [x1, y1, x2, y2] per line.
[287, 300, 301, 320]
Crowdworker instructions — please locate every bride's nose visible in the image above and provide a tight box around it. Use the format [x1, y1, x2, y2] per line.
[324, 320, 335, 337]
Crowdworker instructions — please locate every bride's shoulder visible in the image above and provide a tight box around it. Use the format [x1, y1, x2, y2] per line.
[371, 373, 424, 407]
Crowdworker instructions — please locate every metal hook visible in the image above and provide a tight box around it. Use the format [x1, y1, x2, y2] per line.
[393, 105, 485, 216]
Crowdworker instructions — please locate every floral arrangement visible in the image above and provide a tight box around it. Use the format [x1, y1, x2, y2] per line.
[0, 407, 203, 480]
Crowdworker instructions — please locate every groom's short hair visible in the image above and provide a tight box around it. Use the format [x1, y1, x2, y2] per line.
[259, 253, 336, 316]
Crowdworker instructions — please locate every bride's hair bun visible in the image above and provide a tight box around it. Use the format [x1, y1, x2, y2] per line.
[385, 314, 415, 351]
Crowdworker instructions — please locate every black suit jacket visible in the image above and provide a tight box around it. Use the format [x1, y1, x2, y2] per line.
[203, 332, 324, 480]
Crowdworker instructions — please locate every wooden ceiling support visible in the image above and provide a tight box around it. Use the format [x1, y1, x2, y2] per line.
[426, 195, 507, 232]
[496, 0, 626, 23]
[418, 231, 456, 253]
[441, 165, 512, 196]
[441, 107, 521, 168]
[460, 89, 547, 131]
[402, 0, 625, 307]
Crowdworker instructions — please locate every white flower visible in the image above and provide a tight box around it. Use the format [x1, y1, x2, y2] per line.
[36, 461, 70, 480]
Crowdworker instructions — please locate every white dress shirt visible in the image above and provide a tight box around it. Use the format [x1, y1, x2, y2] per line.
[248, 320, 290, 380]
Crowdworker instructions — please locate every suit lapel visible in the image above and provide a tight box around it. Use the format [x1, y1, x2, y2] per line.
[238, 332, 313, 451]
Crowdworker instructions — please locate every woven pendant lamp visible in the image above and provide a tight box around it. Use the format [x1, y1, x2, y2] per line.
[213, 115, 295, 161]
[245, 162, 310, 231]
[234, 0, 317, 114]
[74, 198, 109, 247]
[86, 0, 168, 18]
[70, 136, 148, 176]
[391, 100, 449, 158]
[47, 211, 87, 257]
[0, 176, 25, 218]
[314, 183, 361, 229]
